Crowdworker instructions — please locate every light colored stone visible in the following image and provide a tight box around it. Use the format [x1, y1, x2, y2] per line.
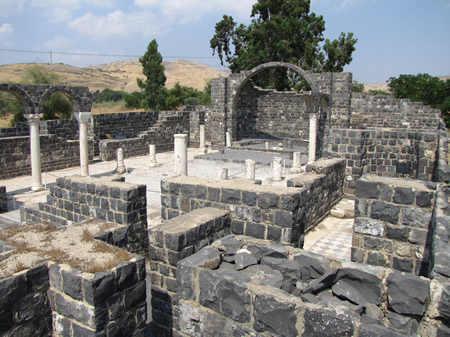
[245, 159, 255, 180]
[272, 157, 283, 181]
[24, 114, 44, 191]
[174, 134, 188, 176]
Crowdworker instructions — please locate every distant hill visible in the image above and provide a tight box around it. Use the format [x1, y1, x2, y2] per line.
[364, 75, 449, 93]
[0, 59, 229, 92]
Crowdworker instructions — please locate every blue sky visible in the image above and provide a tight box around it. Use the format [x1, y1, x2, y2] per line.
[0, 0, 449, 84]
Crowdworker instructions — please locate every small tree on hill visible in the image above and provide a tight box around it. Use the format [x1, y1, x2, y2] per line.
[137, 39, 167, 110]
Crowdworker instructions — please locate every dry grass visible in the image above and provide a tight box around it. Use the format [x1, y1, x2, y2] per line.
[81, 229, 94, 242]
[12, 261, 28, 274]
[93, 240, 117, 254]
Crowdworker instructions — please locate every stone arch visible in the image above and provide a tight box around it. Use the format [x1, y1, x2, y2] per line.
[0, 83, 36, 115]
[230, 62, 322, 142]
[39, 85, 81, 116]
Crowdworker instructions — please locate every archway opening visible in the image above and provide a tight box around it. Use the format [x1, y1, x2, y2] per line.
[42, 92, 74, 120]
[0, 91, 25, 127]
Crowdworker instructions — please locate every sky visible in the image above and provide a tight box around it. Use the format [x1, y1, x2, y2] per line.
[0, 0, 449, 84]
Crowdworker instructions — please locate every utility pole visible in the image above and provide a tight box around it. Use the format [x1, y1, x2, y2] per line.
[50, 50, 52, 64]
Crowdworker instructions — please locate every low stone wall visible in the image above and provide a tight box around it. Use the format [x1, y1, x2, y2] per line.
[161, 159, 345, 248]
[48, 257, 147, 336]
[430, 185, 450, 282]
[0, 186, 7, 213]
[99, 110, 190, 161]
[23, 176, 148, 255]
[148, 207, 231, 336]
[437, 127, 450, 182]
[287, 158, 345, 233]
[325, 128, 440, 192]
[0, 263, 52, 336]
[352, 175, 436, 275]
[176, 235, 450, 337]
[0, 135, 93, 179]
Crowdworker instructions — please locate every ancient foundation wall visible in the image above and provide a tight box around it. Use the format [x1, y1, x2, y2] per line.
[98, 109, 191, 161]
[0, 186, 7, 213]
[352, 175, 436, 275]
[161, 158, 345, 247]
[0, 135, 93, 179]
[235, 82, 309, 140]
[148, 207, 231, 336]
[0, 263, 52, 336]
[325, 128, 441, 192]
[350, 93, 442, 130]
[176, 235, 450, 337]
[23, 176, 148, 255]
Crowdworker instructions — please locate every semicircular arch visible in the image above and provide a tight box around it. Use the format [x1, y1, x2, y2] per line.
[0, 83, 36, 115]
[39, 86, 81, 114]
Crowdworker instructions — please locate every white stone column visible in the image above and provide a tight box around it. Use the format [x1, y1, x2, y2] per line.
[24, 114, 44, 191]
[174, 134, 188, 176]
[245, 159, 255, 180]
[199, 125, 206, 153]
[148, 144, 158, 167]
[290, 152, 302, 173]
[308, 113, 317, 163]
[75, 112, 91, 177]
[265, 141, 269, 150]
[226, 131, 231, 147]
[272, 157, 283, 181]
[115, 148, 127, 174]
[218, 167, 228, 180]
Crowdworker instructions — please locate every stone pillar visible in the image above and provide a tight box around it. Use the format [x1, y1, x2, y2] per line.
[226, 131, 231, 147]
[308, 113, 317, 163]
[290, 152, 302, 173]
[265, 141, 269, 150]
[24, 114, 44, 191]
[199, 125, 206, 153]
[148, 144, 158, 167]
[218, 167, 228, 180]
[245, 159, 255, 180]
[273, 157, 283, 181]
[74, 112, 91, 177]
[174, 134, 188, 176]
[115, 148, 127, 174]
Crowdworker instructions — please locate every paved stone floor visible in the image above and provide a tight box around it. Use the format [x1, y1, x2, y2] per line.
[0, 148, 354, 260]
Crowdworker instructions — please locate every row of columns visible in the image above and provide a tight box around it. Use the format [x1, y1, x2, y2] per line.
[25, 112, 91, 192]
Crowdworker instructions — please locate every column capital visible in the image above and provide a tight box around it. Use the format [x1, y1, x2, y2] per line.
[74, 111, 92, 123]
[24, 114, 43, 124]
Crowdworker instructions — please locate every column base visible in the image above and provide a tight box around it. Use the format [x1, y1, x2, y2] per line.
[147, 162, 159, 168]
[31, 185, 44, 192]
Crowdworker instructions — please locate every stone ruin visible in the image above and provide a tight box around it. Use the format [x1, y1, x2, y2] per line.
[0, 62, 449, 337]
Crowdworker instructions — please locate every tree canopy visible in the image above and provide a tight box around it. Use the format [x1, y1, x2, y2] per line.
[210, 0, 357, 89]
[388, 73, 450, 127]
[137, 39, 167, 111]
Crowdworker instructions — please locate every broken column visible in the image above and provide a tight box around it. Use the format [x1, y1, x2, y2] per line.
[74, 112, 91, 176]
[272, 157, 283, 181]
[218, 167, 228, 180]
[174, 134, 188, 176]
[290, 152, 302, 173]
[265, 141, 269, 150]
[245, 159, 255, 180]
[148, 144, 158, 167]
[115, 148, 126, 174]
[308, 113, 317, 163]
[226, 131, 231, 147]
[24, 114, 44, 191]
[199, 125, 206, 153]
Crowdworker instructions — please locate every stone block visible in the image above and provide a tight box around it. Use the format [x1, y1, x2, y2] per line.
[355, 180, 380, 199]
[401, 208, 432, 228]
[199, 269, 251, 323]
[221, 188, 241, 204]
[393, 187, 414, 205]
[358, 324, 409, 337]
[353, 218, 384, 237]
[245, 222, 266, 239]
[387, 271, 429, 316]
[253, 294, 297, 337]
[115, 261, 137, 291]
[258, 193, 279, 209]
[242, 191, 257, 206]
[274, 211, 294, 228]
[303, 305, 354, 337]
[392, 257, 413, 273]
[437, 283, 450, 321]
[385, 224, 409, 242]
[371, 201, 400, 224]
[14, 292, 48, 324]
[416, 191, 433, 207]
[83, 271, 115, 305]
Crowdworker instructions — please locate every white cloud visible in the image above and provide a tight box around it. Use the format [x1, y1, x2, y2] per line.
[44, 36, 74, 50]
[0, 23, 14, 46]
[134, 0, 255, 22]
[68, 10, 162, 39]
[0, 0, 26, 17]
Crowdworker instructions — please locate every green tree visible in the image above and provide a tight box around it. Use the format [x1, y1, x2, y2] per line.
[200, 80, 212, 105]
[352, 81, 364, 93]
[24, 64, 60, 84]
[165, 83, 204, 109]
[137, 39, 167, 110]
[210, 0, 357, 89]
[95, 88, 127, 103]
[388, 73, 450, 127]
